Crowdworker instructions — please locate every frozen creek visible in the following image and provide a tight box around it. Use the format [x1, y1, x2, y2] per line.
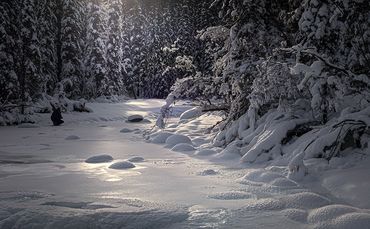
[0, 100, 369, 229]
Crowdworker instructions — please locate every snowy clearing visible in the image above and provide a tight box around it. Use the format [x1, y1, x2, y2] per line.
[0, 100, 369, 228]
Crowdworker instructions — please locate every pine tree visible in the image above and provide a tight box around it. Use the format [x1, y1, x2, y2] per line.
[37, 0, 59, 95]
[106, 0, 125, 95]
[17, 0, 42, 112]
[0, 2, 19, 105]
[60, 0, 85, 98]
[84, 0, 108, 97]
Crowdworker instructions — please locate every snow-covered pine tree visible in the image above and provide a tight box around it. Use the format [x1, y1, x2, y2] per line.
[59, 0, 86, 98]
[17, 0, 43, 112]
[37, 0, 59, 95]
[0, 2, 19, 106]
[290, 0, 370, 123]
[124, 3, 147, 98]
[84, 0, 108, 98]
[105, 0, 125, 96]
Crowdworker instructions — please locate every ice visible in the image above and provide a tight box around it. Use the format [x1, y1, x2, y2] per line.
[165, 134, 192, 147]
[65, 135, 80, 140]
[127, 156, 145, 163]
[171, 143, 195, 152]
[109, 161, 136, 170]
[42, 201, 116, 210]
[85, 155, 114, 164]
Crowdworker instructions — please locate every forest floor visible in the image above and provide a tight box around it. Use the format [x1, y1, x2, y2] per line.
[0, 100, 369, 229]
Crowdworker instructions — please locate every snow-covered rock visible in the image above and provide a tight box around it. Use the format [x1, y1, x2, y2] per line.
[85, 155, 114, 164]
[127, 115, 144, 123]
[151, 132, 174, 144]
[171, 143, 195, 152]
[165, 134, 192, 147]
[179, 107, 202, 120]
[127, 156, 145, 163]
[109, 161, 136, 170]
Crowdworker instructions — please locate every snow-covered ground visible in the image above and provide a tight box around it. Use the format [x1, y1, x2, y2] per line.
[0, 100, 369, 229]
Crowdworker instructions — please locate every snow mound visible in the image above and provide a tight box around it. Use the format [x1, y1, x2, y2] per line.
[208, 191, 252, 200]
[270, 178, 298, 187]
[307, 205, 358, 224]
[213, 143, 241, 160]
[120, 128, 134, 133]
[197, 169, 218, 176]
[241, 170, 284, 183]
[65, 135, 80, 140]
[171, 143, 195, 152]
[165, 134, 192, 147]
[313, 213, 370, 229]
[127, 115, 144, 123]
[242, 198, 285, 211]
[109, 161, 136, 170]
[179, 107, 202, 120]
[282, 192, 331, 209]
[151, 132, 174, 144]
[85, 155, 114, 164]
[127, 156, 145, 163]
[281, 208, 308, 223]
[192, 137, 209, 147]
[194, 149, 217, 156]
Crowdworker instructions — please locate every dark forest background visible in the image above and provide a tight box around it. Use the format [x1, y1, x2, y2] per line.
[0, 0, 369, 129]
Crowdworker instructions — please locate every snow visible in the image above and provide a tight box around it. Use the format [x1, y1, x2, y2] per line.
[85, 155, 114, 164]
[197, 169, 218, 176]
[194, 149, 217, 156]
[0, 100, 369, 228]
[171, 143, 195, 152]
[109, 161, 136, 170]
[150, 131, 174, 144]
[165, 134, 192, 147]
[179, 107, 202, 120]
